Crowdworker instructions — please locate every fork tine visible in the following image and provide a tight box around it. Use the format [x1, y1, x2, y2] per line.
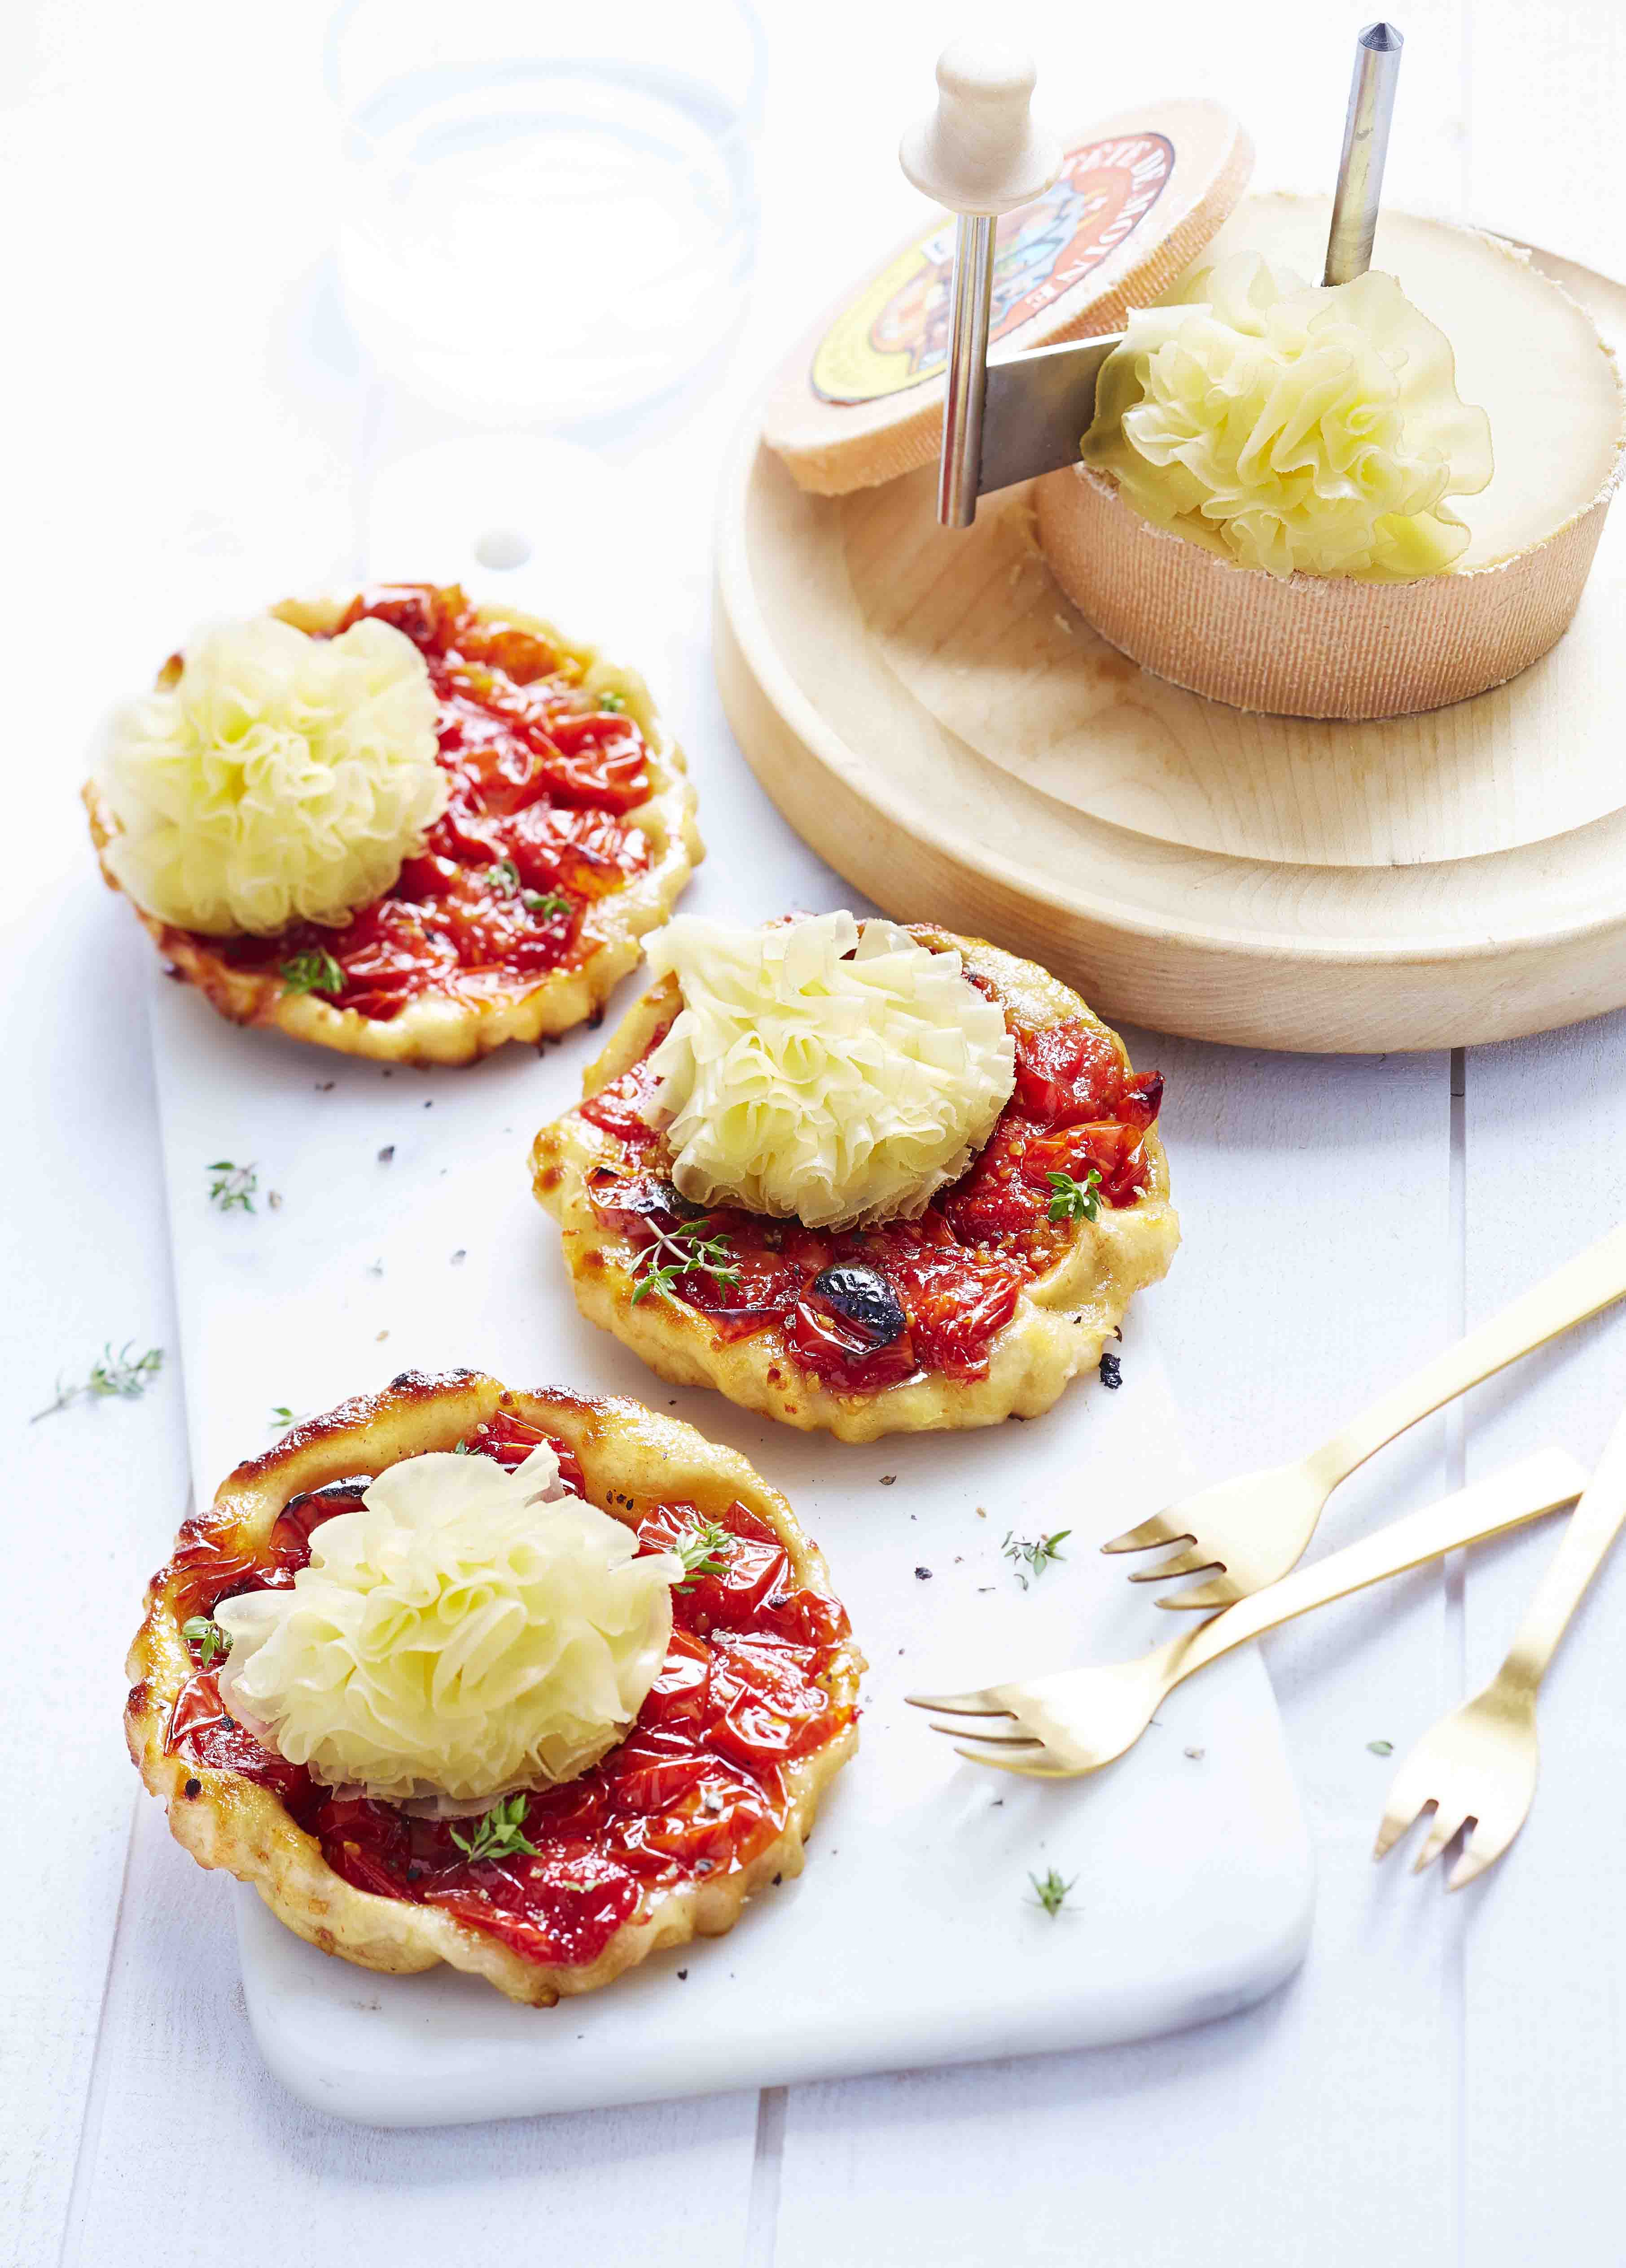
[1100, 1512, 1190, 1556]
[953, 1743, 1074, 1778]
[1372, 1790, 1426, 1861]
[904, 1690, 1011, 1716]
[1126, 1543, 1223, 1586]
[1447, 1811, 1523, 1891]
[927, 1721, 1041, 1747]
[1412, 1804, 1466, 1874]
[1153, 1573, 1245, 1612]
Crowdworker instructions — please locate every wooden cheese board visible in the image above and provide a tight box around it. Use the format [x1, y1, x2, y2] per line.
[715, 241, 1626, 1055]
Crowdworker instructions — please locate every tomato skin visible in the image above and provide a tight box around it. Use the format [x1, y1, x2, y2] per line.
[1012, 1018, 1125, 1126]
[207, 583, 652, 1020]
[161, 1469, 854, 1974]
[785, 1296, 920, 1393]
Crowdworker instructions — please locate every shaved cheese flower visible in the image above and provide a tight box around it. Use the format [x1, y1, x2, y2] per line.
[214, 1446, 681, 1804]
[643, 912, 1016, 1230]
[93, 612, 447, 934]
[1082, 255, 1493, 579]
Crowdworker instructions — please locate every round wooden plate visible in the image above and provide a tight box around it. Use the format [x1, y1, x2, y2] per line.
[714, 240, 1626, 1054]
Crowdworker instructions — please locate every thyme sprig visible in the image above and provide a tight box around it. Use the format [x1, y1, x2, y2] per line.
[279, 948, 345, 998]
[488, 858, 569, 920]
[596, 688, 627, 713]
[1002, 1528, 1072, 1590]
[451, 1794, 539, 1864]
[630, 1220, 741, 1308]
[676, 1519, 733, 1589]
[207, 1160, 258, 1213]
[1030, 1867, 1076, 1918]
[1046, 1167, 1102, 1224]
[31, 1342, 164, 1422]
[181, 1615, 230, 1671]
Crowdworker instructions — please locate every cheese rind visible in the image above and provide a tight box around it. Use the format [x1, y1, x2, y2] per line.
[214, 1446, 681, 1804]
[93, 613, 447, 936]
[644, 912, 1017, 1230]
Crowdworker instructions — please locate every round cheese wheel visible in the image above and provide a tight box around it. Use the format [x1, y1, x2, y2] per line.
[1036, 193, 1626, 718]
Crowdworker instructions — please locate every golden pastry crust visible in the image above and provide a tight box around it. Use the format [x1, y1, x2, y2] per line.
[125, 1370, 862, 2008]
[530, 927, 1180, 1441]
[85, 596, 702, 1066]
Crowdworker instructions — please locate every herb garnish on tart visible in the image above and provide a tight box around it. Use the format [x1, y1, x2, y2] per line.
[125, 1373, 861, 2007]
[531, 918, 1180, 1440]
[85, 584, 701, 1065]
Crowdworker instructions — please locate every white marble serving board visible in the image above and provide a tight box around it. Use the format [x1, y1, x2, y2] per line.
[143, 437, 1313, 2127]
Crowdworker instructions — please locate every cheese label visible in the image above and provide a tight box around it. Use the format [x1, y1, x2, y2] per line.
[811, 133, 1175, 406]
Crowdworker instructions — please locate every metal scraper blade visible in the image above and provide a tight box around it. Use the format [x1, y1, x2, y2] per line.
[975, 332, 1125, 500]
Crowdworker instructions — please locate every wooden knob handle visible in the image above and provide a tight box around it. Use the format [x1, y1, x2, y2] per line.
[898, 39, 1061, 215]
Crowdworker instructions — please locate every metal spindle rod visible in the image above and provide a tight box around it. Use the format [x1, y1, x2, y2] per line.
[939, 215, 997, 527]
[1324, 21, 1404, 286]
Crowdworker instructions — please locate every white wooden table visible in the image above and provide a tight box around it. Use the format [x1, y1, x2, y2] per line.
[8, 3, 1626, 2260]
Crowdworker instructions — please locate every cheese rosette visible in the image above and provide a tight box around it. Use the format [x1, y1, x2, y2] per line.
[642, 912, 1017, 1230]
[1081, 254, 1494, 579]
[214, 1445, 683, 1806]
[93, 612, 448, 936]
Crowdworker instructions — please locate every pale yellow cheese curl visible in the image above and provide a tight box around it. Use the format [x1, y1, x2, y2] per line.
[215, 1447, 681, 1805]
[94, 612, 448, 935]
[1082, 255, 1493, 579]
[644, 912, 1016, 1230]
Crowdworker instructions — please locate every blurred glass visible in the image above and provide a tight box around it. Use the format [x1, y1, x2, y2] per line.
[326, 0, 764, 424]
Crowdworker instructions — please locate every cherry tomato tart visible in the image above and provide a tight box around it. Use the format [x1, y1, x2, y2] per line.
[124, 1370, 862, 2008]
[530, 925, 1179, 1441]
[85, 585, 702, 1066]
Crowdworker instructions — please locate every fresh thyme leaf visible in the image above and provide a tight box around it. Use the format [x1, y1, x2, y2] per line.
[675, 1519, 732, 1589]
[596, 688, 626, 713]
[90, 1344, 164, 1400]
[1046, 1167, 1102, 1224]
[630, 1224, 741, 1307]
[1001, 1528, 1072, 1590]
[279, 948, 345, 998]
[32, 1343, 164, 1421]
[1029, 1867, 1075, 1918]
[1367, 1739, 1394, 1757]
[207, 1160, 258, 1213]
[181, 1615, 230, 1671]
[523, 889, 571, 919]
[450, 1793, 539, 1864]
[453, 1438, 472, 1454]
[487, 858, 521, 895]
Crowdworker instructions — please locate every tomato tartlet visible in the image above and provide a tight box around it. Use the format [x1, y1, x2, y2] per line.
[125, 1371, 862, 2007]
[530, 922, 1179, 1440]
[86, 584, 701, 1065]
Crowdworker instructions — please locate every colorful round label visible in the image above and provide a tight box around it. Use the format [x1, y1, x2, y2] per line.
[811, 133, 1176, 406]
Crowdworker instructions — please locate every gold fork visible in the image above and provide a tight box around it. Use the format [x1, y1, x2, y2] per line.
[1102, 1221, 1626, 1609]
[910, 1451, 1585, 1778]
[1374, 1403, 1626, 1888]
